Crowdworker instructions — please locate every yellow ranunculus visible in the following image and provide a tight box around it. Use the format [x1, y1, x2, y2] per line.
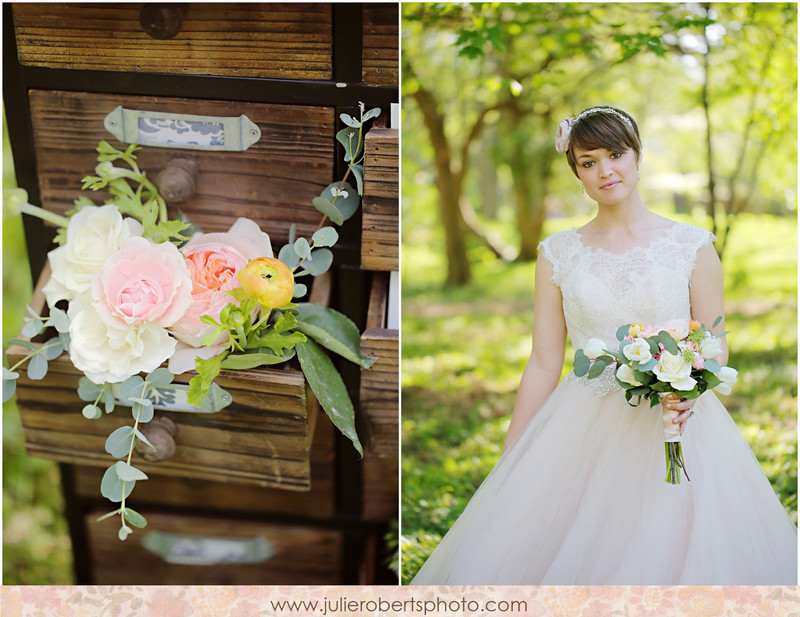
[628, 323, 645, 338]
[236, 257, 294, 308]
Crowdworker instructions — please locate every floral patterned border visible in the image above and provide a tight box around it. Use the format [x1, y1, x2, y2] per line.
[2, 586, 799, 617]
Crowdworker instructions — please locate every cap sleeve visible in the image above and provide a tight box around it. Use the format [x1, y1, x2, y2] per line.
[684, 224, 717, 275]
[537, 229, 578, 288]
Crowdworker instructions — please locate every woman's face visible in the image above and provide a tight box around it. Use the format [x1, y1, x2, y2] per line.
[573, 146, 639, 206]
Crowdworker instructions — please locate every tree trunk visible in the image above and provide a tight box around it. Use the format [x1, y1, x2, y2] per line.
[701, 3, 718, 238]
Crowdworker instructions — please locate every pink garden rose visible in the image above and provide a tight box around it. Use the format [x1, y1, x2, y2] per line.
[91, 236, 193, 329]
[662, 319, 690, 341]
[168, 218, 273, 373]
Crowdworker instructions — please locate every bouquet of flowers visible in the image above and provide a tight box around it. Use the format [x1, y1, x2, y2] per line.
[3, 104, 380, 540]
[573, 318, 738, 484]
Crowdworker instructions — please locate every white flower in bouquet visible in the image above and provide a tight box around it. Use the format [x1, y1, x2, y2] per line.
[713, 366, 739, 395]
[698, 335, 723, 359]
[67, 294, 176, 384]
[653, 350, 697, 391]
[43, 205, 143, 306]
[583, 338, 607, 360]
[623, 338, 652, 363]
[616, 363, 643, 387]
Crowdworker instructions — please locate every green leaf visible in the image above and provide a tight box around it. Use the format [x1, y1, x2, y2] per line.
[146, 219, 191, 245]
[21, 318, 44, 338]
[3, 378, 17, 402]
[145, 368, 174, 388]
[82, 404, 102, 419]
[299, 248, 333, 277]
[101, 465, 135, 503]
[114, 460, 148, 482]
[701, 370, 722, 389]
[712, 315, 723, 329]
[645, 336, 661, 355]
[78, 377, 103, 402]
[324, 182, 359, 222]
[336, 127, 358, 162]
[312, 227, 339, 248]
[279, 243, 301, 269]
[132, 400, 154, 423]
[348, 163, 364, 196]
[273, 311, 297, 333]
[221, 350, 295, 370]
[133, 428, 157, 452]
[295, 303, 376, 368]
[294, 237, 313, 260]
[187, 353, 225, 407]
[616, 324, 631, 341]
[340, 113, 361, 128]
[27, 352, 48, 380]
[312, 197, 344, 226]
[103, 387, 116, 413]
[295, 340, 362, 457]
[705, 358, 721, 372]
[363, 107, 381, 122]
[288, 223, 297, 244]
[6, 338, 37, 351]
[119, 375, 146, 405]
[47, 307, 70, 333]
[292, 283, 308, 298]
[658, 331, 680, 355]
[43, 342, 63, 361]
[123, 508, 148, 529]
[587, 361, 607, 379]
[573, 349, 590, 377]
[247, 329, 307, 355]
[105, 426, 136, 458]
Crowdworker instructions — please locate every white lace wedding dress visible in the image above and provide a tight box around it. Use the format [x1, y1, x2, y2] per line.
[411, 222, 797, 585]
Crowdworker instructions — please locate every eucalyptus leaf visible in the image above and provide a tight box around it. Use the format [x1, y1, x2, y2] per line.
[123, 508, 148, 529]
[47, 307, 70, 333]
[6, 338, 38, 351]
[300, 248, 333, 277]
[658, 331, 680, 355]
[3, 367, 20, 380]
[616, 324, 631, 341]
[363, 107, 381, 122]
[82, 404, 102, 420]
[114, 460, 148, 482]
[145, 368, 174, 387]
[292, 283, 308, 298]
[27, 352, 48, 380]
[133, 428, 157, 452]
[58, 332, 71, 351]
[295, 303, 376, 368]
[705, 358, 721, 373]
[132, 401, 154, 423]
[101, 465, 135, 503]
[119, 526, 132, 541]
[645, 336, 661, 355]
[348, 163, 364, 196]
[78, 378, 103, 402]
[3, 379, 16, 403]
[324, 181, 359, 222]
[105, 426, 136, 458]
[339, 113, 361, 128]
[288, 223, 297, 244]
[279, 243, 301, 268]
[312, 196, 344, 226]
[44, 342, 63, 361]
[587, 361, 607, 379]
[336, 127, 358, 162]
[21, 319, 44, 338]
[119, 375, 146, 405]
[312, 227, 339, 248]
[296, 340, 362, 457]
[573, 349, 590, 377]
[712, 315, 723, 329]
[294, 237, 313, 260]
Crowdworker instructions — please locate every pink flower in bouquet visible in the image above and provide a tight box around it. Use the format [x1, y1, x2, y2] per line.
[170, 218, 273, 347]
[692, 355, 705, 370]
[91, 236, 193, 329]
[662, 318, 690, 341]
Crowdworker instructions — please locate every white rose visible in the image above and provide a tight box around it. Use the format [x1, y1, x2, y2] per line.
[583, 338, 607, 360]
[43, 205, 143, 307]
[67, 294, 175, 384]
[713, 366, 739, 395]
[623, 338, 652, 364]
[616, 363, 642, 387]
[699, 336, 723, 360]
[653, 350, 696, 391]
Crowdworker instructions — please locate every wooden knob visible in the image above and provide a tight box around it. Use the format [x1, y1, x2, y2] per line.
[135, 416, 177, 462]
[140, 4, 184, 40]
[155, 157, 198, 205]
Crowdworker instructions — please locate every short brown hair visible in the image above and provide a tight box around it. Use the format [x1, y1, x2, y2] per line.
[565, 107, 641, 177]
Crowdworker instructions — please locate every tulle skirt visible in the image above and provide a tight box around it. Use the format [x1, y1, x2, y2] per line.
[411, 375, 797, 584]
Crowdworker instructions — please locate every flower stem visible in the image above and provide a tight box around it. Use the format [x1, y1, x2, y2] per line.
[18, 203, 70, 228]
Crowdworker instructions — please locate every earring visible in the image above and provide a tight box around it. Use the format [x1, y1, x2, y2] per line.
[637, 168, 640, 181]
[580, 184, 586, 196]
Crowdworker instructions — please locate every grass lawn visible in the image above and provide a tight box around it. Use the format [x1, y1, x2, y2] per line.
[400, 211, 797, 583]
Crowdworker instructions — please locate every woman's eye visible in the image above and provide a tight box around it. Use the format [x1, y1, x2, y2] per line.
[582, 161, 594, 168]
[610, 152, 622, 159]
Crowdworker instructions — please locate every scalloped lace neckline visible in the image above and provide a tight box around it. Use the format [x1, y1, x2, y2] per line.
[572, 223, 680, 257]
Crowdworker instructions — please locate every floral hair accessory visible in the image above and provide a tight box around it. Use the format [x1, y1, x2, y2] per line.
[554, 117, 572, 153]
[554, 107, 635, 154]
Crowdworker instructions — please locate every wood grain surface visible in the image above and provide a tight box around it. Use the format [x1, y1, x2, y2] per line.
[14, 3, 333, 80]
[28, 90, 334, 244]
[361, 128, 399, 271]
[362, 4, 399, 86]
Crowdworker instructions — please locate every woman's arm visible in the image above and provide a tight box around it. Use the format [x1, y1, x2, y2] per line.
[503, 254, 567, 451]
[690, 242, 728, 366]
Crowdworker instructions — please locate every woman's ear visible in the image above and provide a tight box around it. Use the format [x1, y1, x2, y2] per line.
[637, 150, 644, 166]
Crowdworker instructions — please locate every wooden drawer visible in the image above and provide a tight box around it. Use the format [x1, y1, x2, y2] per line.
[13, 3, 333, 80]
[360, 272, 398, 458]
[363, 456, 398, 522]
[86, 510, 343, 584]
[71, 409, 336, 517]
[28, 89, 334, 243]
[362, 4, 399, 87]
[361, 128, 399, 271]
[7, 266, 332, 491]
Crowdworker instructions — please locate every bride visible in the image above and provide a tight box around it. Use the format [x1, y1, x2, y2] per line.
[410, 106, 797, 584]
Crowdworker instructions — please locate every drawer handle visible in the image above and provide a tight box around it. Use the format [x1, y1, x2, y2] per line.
[156, 157, 198, 205]
[134, 415, 177, 462]
[142, 531, 276, 565]
[139, 4, 184, 40]
[104, 106, 261, 152]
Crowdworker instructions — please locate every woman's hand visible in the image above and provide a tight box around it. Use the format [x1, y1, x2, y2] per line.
[660, 391, 695, 436]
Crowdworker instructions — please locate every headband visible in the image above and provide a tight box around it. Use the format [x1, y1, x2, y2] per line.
[554, 107, 635, 153]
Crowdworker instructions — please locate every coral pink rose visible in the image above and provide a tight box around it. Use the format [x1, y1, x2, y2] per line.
[662, 319, 690, 341]
[91, 236, 193, 329]
[168, 218, 272, 373]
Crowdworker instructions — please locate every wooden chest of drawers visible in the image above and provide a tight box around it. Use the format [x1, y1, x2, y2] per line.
[4, 2, 398, 585]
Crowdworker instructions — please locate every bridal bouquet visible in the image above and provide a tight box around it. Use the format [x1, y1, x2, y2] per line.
[3, 104, 379, 539]
[573, 318, 737, 484]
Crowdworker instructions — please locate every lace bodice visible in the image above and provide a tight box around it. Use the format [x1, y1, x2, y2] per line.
[539, 222, 716, 394]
